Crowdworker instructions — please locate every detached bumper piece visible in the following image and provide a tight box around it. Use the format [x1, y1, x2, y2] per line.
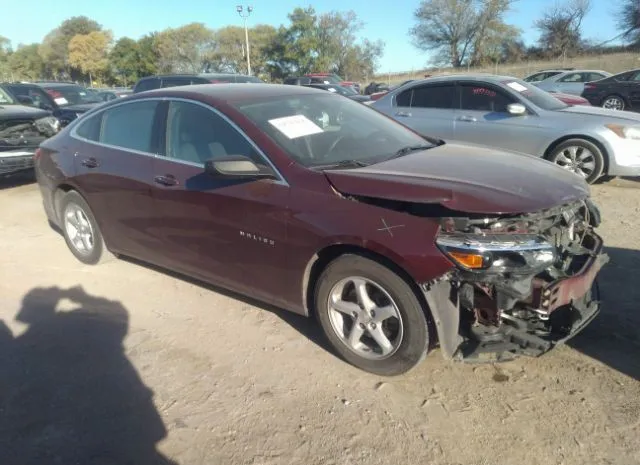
[0, 151, 35, 177]
[425, 231, 609, 364]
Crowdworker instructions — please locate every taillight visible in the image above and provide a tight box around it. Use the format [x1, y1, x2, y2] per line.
[584, 84, 596, 90]
[34, 148, 42, 161]
[209, 79, 221, 84]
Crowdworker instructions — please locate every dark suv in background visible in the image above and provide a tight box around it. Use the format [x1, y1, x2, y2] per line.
[1, 81, 103, 126]
[133, 73, 263, 93]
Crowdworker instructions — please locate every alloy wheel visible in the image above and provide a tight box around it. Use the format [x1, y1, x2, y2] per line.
[327, 276, 404, 360]
[602, 96, 624, 111]
[63, 203, 95, 255]
[553, 145, 597, 179]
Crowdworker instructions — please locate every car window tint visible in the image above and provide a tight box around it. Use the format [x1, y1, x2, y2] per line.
[165, 100, 259, 166]
[75, 113, 103, 141]
[100, 100, 159, 152]
[410, 84, 456, 109]
[161, 78, 193, 88]
[460, 84, 515, 112]
[558, 73, 583, 82]
[135, 79, 158, 92]
[586, 73, 605, 82]
[630, 72, 640, 82]
[396, 89, 412, 106]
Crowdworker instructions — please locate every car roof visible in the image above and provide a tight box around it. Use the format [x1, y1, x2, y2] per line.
[134, 83, 321, 102]
[139, 73, 254, 80]
[404, 74, 520, 85]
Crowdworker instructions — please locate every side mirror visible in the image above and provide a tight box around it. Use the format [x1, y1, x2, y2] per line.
[17, 95, 35, 105]
[507, 103, 527, 116]
[204, 155, 273, 179]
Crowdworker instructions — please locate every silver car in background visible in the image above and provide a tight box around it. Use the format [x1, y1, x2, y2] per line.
[371, 74, 640, 184]
[533, 70, 612, 96]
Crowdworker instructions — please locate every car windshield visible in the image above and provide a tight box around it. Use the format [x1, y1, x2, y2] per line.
[234, 92, 434, 168]
[0, 87, 17, 105]
[500, 79, 568, 111]
[43, 85, 103, 106]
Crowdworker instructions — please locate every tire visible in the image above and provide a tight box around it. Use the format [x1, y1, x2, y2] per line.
[59, 190, 114, 265]
[314, 254, 430, 376]
[547, 138, 605, 184]
[601, 94, 626, 111]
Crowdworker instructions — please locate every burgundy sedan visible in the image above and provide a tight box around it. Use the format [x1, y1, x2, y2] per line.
[35, 84, 607, 375]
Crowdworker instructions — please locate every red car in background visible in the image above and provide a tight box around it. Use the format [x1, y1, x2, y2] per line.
[305, 73, 360, 93]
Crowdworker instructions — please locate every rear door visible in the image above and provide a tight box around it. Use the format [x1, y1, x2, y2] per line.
[452, 81, 542, 155]
[71, 99, 163, 258]
[391, 83, 456, 139]
[149, 99, 290, 302]
[554, 72, 586, 95]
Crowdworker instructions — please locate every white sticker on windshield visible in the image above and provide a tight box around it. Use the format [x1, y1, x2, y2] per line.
[268, 114, 323, 139]
[327, 87, 337, 92]
[54, 97, 68, 105]
[506, 82, 527, 92]
[79, 92, 86, 96]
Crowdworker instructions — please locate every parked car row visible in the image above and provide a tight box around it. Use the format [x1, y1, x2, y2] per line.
[33, 81, 609, 376]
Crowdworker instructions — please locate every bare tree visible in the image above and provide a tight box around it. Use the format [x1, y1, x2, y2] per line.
[409, 0, 518, 68]
[534, 0, 591, 59]
[617, 0, 640, 46]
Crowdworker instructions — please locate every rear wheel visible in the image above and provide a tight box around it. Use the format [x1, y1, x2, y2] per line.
[601, 95, 625, 111]
[548, 138, 605, 184]
[59, 191, 114, 265]
[314, 254, 430, 376]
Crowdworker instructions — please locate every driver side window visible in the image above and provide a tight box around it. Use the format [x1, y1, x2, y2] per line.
[164, 100, 261, 166]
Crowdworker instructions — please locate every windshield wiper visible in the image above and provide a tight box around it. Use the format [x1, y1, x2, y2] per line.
[314, 159, 370, 170]
[389, 144, 434, 160]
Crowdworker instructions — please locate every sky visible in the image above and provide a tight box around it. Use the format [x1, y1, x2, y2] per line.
[1, 0, 621, 73]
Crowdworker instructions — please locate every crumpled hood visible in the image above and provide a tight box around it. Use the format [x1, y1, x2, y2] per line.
[0, 104, 51, 120]
[323, 143, 590, 214]
[557, 104, 640, 123]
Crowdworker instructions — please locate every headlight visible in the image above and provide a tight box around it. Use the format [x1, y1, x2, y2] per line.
[436, 234, 556, 274]
[34, 116, 61, 136]
[605, 124, 640, 140]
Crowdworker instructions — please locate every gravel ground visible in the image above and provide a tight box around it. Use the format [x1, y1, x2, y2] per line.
[0, 175, 639, 465]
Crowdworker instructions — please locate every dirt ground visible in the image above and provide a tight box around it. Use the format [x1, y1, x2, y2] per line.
[0, 174, 639, 465]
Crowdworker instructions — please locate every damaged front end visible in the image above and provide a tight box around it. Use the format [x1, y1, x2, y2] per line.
[422, 198, 609, 363]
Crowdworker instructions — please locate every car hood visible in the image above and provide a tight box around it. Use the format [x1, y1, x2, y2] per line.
[60, 103, 100, 113]
[0, 104, 51, 120]
[556, 104, 640, 122]
[323, 143, 590, 215]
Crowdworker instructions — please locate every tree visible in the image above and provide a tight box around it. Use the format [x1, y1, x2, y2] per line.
[137, 34, 160, 78]
[409, 0, 517, 67]
[0, 36, 12, 80]
[211, 24, 277, 76]
[155, 23, 215, 73]
[68, 31, 113, 85]
[8, 44, 44, 80]
[534, 0, 591, 59]
[617, 0, 640, 46]
[39, 16, 102, 79]
[109, 38, 141, 86]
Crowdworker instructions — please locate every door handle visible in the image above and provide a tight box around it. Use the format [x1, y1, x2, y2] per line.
[80, 157, 99, 168]
[457, 115, 477, 122]
[154, 174, 178, 187]
[395, 111, 412, 117]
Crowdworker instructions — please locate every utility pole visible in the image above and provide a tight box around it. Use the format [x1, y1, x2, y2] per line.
[236, 5, 253, 75]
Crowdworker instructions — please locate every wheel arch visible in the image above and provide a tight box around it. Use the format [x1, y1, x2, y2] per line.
[543, 134, 610, 175]
[52, 183, 78, 224]
[301, 244, 436, 344]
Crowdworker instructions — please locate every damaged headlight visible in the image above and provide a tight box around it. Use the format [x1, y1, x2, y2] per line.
[34, 116, 61, 137]
[436, 234, 556, 274]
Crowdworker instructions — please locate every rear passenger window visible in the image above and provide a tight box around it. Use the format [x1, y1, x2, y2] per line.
[459, 84, 515, 113]
[100, 101, 159, 153]
[134, 78, 159, 92]
[395, 85, 456, 109]
[75, 113, 103, 141]
[160, 78, 193, 88]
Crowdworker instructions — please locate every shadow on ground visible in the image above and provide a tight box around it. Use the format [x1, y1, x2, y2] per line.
[0, 286, 178, 465]
[568, 246, 640, 381]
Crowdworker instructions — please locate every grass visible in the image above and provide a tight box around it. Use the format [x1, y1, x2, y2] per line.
[372, 52, 640, 86]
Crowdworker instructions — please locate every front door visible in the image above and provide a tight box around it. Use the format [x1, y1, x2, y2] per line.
[71, 99, 163, 258]
[391, 83, 456, 140]
[150, 99, 290, 303]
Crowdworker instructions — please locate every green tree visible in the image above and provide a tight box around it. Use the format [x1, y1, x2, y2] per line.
[0, 35, 12, 80]
[8, 44, 44, 80]
[68, 30, 113, 85]
[39, 16, 102, 79]
[109, 37, 141, 86]
[155, 23, 215, 73]
[211, 24, 277, 76]
[137, 34, 160, 77]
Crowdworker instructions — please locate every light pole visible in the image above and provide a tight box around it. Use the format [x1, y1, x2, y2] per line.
[236, 5, 253, 75]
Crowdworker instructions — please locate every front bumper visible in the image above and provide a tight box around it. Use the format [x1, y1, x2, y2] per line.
[0, 149, 35, 177]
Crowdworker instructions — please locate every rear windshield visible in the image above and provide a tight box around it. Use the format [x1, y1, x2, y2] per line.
[0, 87, 16, 104]
[43, 85, 103, 106]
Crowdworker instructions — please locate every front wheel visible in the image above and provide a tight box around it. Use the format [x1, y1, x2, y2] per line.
[548, 139, 605, 184]
[314, 254, 430, 376]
